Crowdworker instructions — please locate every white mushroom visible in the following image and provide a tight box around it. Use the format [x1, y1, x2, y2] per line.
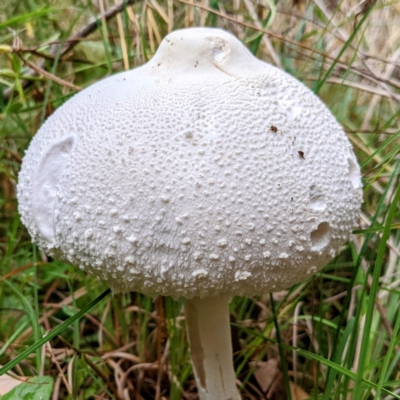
[18, 27, 362, 399]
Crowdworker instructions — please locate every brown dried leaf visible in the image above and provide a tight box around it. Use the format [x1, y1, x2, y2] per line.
[252, 359, 310, 400]
[253, 359, 279, 393]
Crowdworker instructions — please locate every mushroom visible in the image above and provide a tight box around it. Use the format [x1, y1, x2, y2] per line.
[17, 27, 362, 399]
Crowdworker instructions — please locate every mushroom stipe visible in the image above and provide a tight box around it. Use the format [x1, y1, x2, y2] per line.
[18, 28, 362, 400]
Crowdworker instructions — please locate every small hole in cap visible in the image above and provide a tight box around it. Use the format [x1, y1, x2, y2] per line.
[310, 222, 331, 251]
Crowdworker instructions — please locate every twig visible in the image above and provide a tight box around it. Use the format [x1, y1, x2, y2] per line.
[45, 342, 72, 395]
[15, 53, 81, 91]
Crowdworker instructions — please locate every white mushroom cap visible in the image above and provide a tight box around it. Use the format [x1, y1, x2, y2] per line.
[18, 27, 362, 299]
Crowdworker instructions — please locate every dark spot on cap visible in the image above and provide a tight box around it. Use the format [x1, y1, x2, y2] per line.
[298, 151, 305, 159]
[270, 126, 278, 132]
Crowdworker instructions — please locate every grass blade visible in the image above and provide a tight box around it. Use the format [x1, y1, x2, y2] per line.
[0, 288, 111, 376]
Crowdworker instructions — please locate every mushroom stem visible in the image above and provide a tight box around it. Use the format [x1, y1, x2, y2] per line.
[185, 295, 241, 400]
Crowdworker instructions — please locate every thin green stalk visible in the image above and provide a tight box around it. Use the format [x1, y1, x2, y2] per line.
[32, 245, 41, 374]
[294, 347, 400, 398]
[66, 278, 80, 399]
[374, 306, 400, 400]
[82, 355, 118, 400]
[0, 8, 54, 30]
[353, 175, 400, 398]
[247, 0, 277, 55]
[0, 279, 40, 367]
[0, 320, 29, 357]
[314, 6, 374, 94]
[270, 293, 292, 400]
[324, 159, 400, 398]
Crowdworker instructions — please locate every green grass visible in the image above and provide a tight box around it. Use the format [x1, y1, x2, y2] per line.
[1, 0, 400, 399]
